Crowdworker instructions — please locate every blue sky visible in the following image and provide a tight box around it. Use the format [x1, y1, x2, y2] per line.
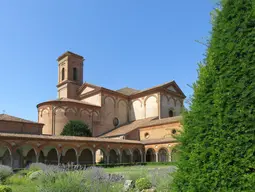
[0, 0, 215, 121]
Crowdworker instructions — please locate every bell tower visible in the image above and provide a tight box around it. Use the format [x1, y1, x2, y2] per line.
[56, 51, 84, 99]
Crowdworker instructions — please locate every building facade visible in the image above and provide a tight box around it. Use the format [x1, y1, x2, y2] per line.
[0, 51, 185, 168]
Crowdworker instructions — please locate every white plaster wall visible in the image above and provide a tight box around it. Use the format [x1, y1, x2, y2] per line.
[160, 94, 183, 118]
[175, 99, 182, 115]
[129, 99, 144, 121]
[58, 85, 68, 98]
[81, 93, 101, 106]
[167, 86, 177, 92]
[145, 95, 158, 118]
[81, 86, 95, 95]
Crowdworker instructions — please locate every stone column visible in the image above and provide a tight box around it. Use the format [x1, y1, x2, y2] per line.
[57, 154, 61, 165]
[119, 153, 122, 164]
[144, 153, 147, 163]
[130, 154, 133, 163]
[106, 155, 110, 165]
[76, 155, 79, 165]
[36, 153, 40, 163]
[155, 152, 158, 162]
[92, 151, 96, 165]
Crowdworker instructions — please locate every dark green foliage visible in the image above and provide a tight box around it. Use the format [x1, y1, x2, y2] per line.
[173, 0, 255, 191]
[60, 120, 92, 137]
[0, 186, 12, 192]
[135, 178, 152, 190]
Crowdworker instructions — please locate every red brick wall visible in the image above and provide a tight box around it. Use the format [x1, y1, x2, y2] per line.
[0, 121, 43, 135]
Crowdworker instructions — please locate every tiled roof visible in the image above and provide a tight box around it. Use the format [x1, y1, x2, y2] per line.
[116, 81, 175, 96]
[101, 116, 182, 138]
[37, 98, 101, 108]
[0, 133, 143, 144]
[101, 117, 158, 137]
[141, 138, 177, 145]
[139, 116, 182, 128]
[116, 87, 140, 96]
[0, 114, 41, 124]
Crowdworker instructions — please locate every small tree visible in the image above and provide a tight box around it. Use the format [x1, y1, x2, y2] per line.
[60, 120, 92, 137]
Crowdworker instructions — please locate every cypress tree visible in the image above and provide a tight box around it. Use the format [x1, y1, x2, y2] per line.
[172, 0, 255, 191]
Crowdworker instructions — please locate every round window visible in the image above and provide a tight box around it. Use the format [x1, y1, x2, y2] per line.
[171, 129, 177, 134]
[113, 117, 119, 127]
[144, 132, 150, 139]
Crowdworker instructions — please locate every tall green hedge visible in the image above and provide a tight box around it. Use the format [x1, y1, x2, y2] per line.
[173, 0, 255, 191]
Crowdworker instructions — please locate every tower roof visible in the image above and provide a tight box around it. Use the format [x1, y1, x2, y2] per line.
[57, 51, 84, 61]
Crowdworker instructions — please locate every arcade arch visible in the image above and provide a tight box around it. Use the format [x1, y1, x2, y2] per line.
[146, 148, 156, 162]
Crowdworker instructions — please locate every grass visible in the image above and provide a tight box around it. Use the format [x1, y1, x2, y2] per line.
[104, 164, 173, 173]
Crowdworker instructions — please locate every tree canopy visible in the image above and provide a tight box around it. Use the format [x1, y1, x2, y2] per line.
[173, 0, 255, 191]
[60, 120, 92, 137]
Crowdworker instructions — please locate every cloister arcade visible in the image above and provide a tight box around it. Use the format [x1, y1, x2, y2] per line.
[0, 134, 179, 168]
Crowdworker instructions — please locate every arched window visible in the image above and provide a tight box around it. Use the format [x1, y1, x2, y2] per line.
[169, 110, 174, 117]
[61, 68, 65, 81]
[73, 68, 77, 81]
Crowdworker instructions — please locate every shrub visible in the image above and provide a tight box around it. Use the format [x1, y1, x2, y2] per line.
[29, 170, 43, 180]
[0, 165, 12, 182]
[172, 0, 255, 191]
[29, 163, 48, 171]
[61, 120, 92, 137]
[0, 185, 12, 192]
[135, 177, 152, 191]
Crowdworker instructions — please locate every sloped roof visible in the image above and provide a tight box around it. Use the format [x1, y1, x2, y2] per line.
[0, 133, 142, 144]
[37, 97, 100, 108]
[139, 116, 182, 128]
[0, 114, 41, 124]
[101, 117, 158, 137]
[116, 87, 140, 96]
[101, 116, 182, 138]
[141, 138, 177, 144]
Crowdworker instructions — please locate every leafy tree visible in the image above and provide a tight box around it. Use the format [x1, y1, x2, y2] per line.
[60, 120, 92, 137]
[173, 0, 255, 191]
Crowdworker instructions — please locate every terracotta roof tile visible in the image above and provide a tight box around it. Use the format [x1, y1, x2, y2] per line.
[37, 98, 101, 108]
[101, 117, 158, 137]
[101, 116, 182, 138]
[0, 133, 143, 144]
[142, 138, 177, 144]
[0, 114, 40, 124]
[139, 116, 182, 128]
[116, 87, 140, 96]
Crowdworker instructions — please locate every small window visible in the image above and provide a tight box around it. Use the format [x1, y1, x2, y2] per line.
[144, 132, 150, 139]
[169, 110, 174, 117]
[113, 117, 119, 127]
[61, 68, 65, 81]
[171, 129, 177, 134]
[73, 67, 77, 81]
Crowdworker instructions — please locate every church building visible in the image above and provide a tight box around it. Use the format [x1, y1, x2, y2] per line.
[0, 51, 185, 168]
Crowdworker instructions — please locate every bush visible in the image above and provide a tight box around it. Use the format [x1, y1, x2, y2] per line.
[0, 165, 12, 182]
[29, 170, 43, 180]
[29, 163, 47, 171]
[61, 120, 92, 137]
[135, 177, 152, 191]
[0, 185, 12, 192]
